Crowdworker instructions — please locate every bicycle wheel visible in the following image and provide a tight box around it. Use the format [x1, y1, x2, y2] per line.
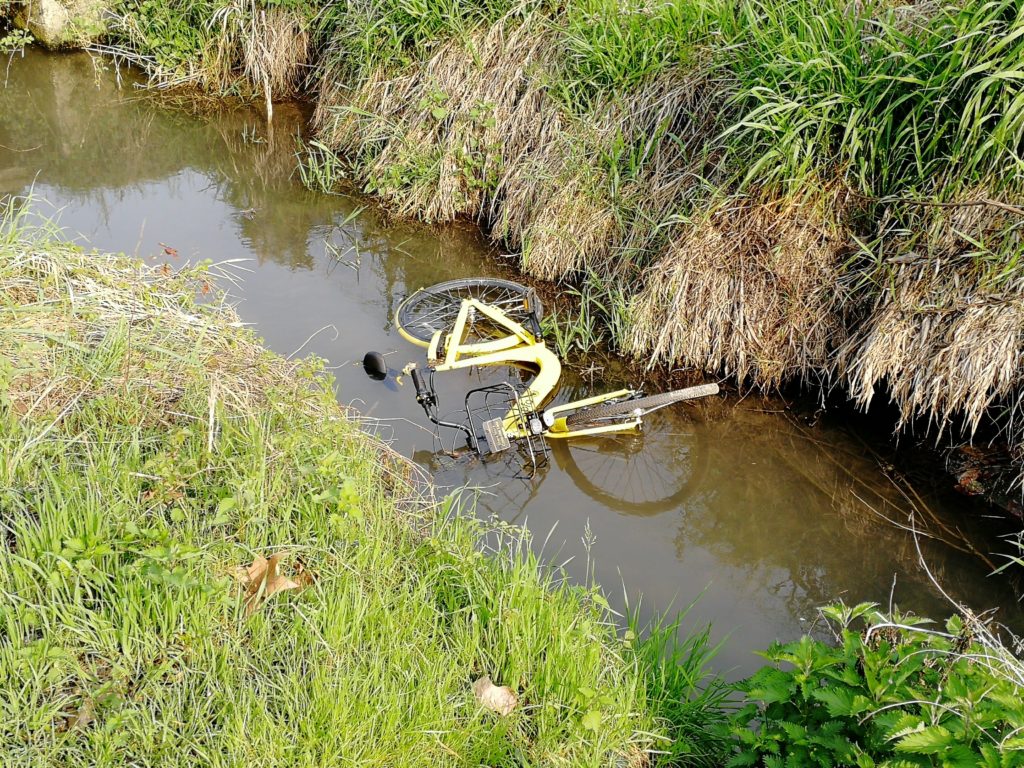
[395, 278, 543, 347]
[564, 383, 719, 428]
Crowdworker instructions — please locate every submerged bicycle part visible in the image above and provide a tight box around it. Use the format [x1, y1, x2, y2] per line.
[402, 363, 476, 449]
[464, 381, 548, 475]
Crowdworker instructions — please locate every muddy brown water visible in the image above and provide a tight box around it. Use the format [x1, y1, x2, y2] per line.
[3, 49, 1022, 676]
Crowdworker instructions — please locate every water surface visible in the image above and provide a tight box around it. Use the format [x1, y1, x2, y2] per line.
[3, 48, 1020, 675]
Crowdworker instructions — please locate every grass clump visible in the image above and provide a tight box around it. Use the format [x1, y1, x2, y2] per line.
[0, 205, 730, 766]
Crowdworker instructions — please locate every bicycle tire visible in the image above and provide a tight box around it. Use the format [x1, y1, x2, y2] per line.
[565, 383, 719, 427]
[395, 278, 544, 346]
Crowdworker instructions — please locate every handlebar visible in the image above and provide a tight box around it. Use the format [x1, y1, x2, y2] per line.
[408, 364, 476, 448]
[411, 367, 428, 399]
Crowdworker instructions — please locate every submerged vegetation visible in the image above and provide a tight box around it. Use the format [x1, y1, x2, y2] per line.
[45, 0, 1024, 482]
[0, 207, 733, 765]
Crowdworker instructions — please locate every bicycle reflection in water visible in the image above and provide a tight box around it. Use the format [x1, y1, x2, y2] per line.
[412, 403, 711, 520]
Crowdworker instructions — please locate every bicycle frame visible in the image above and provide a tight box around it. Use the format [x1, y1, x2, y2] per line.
[419, 297, 641, 440]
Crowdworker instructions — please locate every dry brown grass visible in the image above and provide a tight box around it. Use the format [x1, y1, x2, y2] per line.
[313, 20, 626, 281]
[211, 0, 310, 109]
[315, 21, 554, 217]
[312, 35, 729, 283]
[1, 241, 328, 430]
[102, 0, 309, 102]
[839, 268, 1024, 436]
[837, 188, 1024, 454]
[627, 186, 854, 385]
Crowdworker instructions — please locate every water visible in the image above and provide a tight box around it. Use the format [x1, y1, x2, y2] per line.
[3, 48, 1020, 675]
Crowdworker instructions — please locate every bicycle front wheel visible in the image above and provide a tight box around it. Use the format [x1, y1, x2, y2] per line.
[395, 278, 544, 347]
[564, 383, 719, 428]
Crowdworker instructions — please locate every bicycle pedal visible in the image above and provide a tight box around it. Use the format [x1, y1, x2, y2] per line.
[481, 418, 511, 454]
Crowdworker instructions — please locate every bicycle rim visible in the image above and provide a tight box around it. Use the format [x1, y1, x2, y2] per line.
[552, 409, 709, 515]
[395, 278, 543, 347]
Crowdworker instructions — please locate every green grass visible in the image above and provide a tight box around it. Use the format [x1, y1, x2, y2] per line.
[0, 208, 730, 766]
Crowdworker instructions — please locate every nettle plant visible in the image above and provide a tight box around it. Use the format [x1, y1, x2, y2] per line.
[729, 603, 1024, 768]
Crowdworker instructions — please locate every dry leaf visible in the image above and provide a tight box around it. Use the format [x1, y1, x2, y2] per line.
[472, 676, 518, 716]
[232, 552, 303, 614]
[262, 553, 300, 599]
[294, 559, 316, 588]
[57, 698, 95, 733]
[232, 553, 268, 587]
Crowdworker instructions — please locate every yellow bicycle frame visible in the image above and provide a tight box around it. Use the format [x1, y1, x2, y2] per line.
[410, 297, 641, 440]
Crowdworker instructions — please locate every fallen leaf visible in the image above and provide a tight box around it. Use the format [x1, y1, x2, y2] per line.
[232, 552, 303, 614]
[233, 553, 268, 587]
[57, 698, 95, 733]
[294, 558, 316, 588]
[262, 553, 300, 599]
[472, 676, 518, 716]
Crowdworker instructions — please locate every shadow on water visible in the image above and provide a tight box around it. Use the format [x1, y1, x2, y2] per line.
[3, 47, 1022, 676]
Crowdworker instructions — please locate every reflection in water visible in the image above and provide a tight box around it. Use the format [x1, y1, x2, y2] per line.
[550, 413, 708, 515]
[3, 48, 1022, 675]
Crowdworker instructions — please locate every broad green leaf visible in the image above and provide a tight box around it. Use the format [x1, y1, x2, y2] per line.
[894, 725, 954, 754]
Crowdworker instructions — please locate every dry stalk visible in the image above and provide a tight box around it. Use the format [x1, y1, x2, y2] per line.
[837, 185, 1024, 481]
[627, 185, 854, 385]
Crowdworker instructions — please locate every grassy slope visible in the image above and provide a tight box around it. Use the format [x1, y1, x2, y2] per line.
[0, 211, 728, 766]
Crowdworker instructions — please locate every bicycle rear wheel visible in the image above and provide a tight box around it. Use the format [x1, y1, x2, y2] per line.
[395, 278, 543, 347]
[564, 383, 719, 428]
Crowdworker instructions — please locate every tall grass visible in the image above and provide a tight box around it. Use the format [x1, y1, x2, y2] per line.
[557, 0, 712, 111]
[719, 0, 1024, 196]
[313, 0, 543, 80]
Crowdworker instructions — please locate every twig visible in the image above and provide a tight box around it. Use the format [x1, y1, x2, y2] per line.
[874, 194, 1024, 219]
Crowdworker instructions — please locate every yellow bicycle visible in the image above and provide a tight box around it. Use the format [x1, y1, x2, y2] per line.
[367, 278, 718, 468]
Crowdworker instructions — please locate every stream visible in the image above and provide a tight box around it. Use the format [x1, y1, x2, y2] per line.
[3, 48, 1022, 675]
